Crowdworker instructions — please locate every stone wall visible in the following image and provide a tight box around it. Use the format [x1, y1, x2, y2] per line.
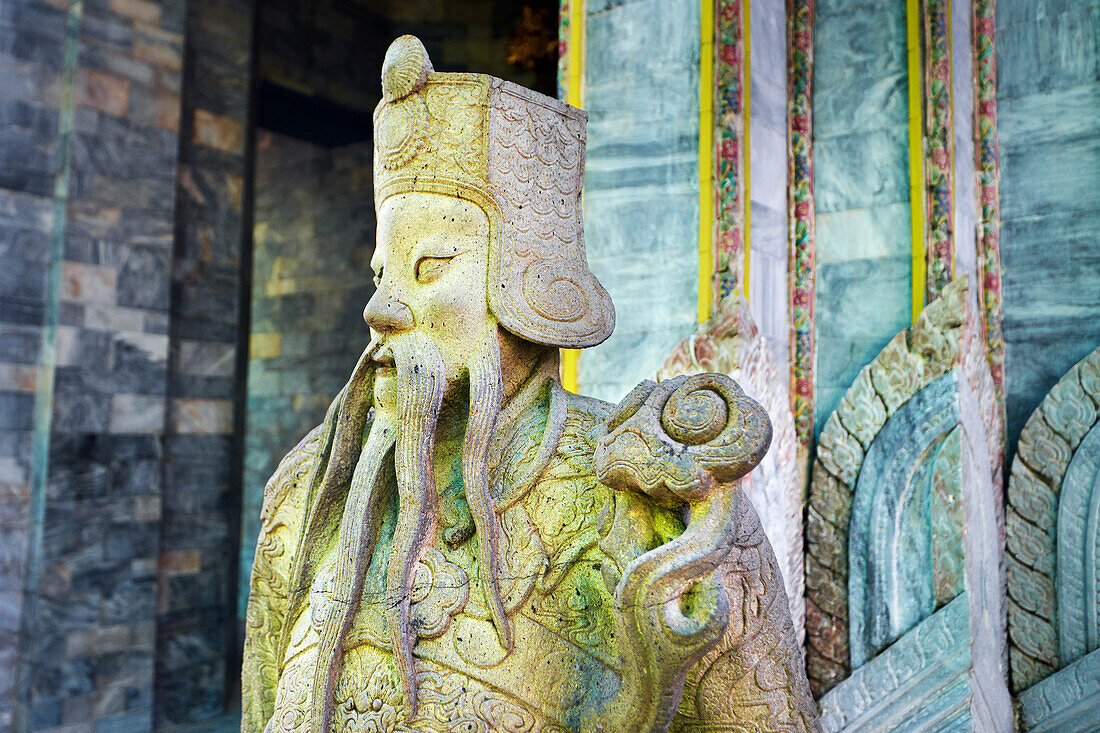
[0, 0, 185, 729]
[998, 0, 1100, 451]
[0, 1, 67, 725]
[240, 132, 375, 614]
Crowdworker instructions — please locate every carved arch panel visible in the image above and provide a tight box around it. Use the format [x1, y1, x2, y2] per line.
[804, 279, 967, 694]
[1006, 346, 1100, 692]
[808, 279, 1012, 731]
[848, 373, 965, 668]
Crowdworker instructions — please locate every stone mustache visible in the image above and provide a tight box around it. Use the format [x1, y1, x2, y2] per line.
[241, 35, 819, 733]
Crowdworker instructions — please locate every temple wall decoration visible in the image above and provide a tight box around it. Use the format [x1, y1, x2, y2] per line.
[786, 0, 815, 455]
[805, 278, 1013, 729]
[1006, 346, 1100, 732]
[971, 0, 1004, 413]
[658, 295, 804, 641]
[917, 0, 956, 305]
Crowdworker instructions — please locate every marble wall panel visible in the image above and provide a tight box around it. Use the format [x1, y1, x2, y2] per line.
[811, 0, 912, 436]
[579, 0, 701, 402]
[998, 0, 1100, 453]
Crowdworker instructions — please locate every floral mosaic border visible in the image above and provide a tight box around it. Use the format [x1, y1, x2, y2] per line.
[712, 0, 747, 305]
[972, 0, 1005, 408]
[557, 0, 570, 101]
[922, 0, 956, 304]
[787, 0, 815, 452]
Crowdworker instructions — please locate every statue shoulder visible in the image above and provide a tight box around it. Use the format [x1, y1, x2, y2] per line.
[259, 423, 327, 525]
[555, 389, 614, 470]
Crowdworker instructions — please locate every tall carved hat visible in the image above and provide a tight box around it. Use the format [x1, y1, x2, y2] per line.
[373, 35, 615, 348]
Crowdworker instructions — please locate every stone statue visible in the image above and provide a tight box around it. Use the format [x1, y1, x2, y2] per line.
[241, 35, 819, 733]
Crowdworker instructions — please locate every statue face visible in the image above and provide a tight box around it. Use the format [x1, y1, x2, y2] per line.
[365, 191, 492, 407]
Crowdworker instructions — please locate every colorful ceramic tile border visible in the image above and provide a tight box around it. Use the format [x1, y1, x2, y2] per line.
[922, 0, 956, 304]
[972, 0, 1005, 409]
[710, 0, 747, 314]
[786, 0, 815, 452]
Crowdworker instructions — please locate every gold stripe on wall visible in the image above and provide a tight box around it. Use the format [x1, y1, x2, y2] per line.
[906, 0, 927, 323]
[561, 0, 585, 392]
[698, 0, 716, 324]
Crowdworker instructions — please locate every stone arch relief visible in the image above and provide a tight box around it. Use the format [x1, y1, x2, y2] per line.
[804, 277, 1012, 731]
[1007, 345, 1100, 732]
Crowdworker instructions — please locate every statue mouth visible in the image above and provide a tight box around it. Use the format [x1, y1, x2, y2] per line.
[371, 345, 397, 376]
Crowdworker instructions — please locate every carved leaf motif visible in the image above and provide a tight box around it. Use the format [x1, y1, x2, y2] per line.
[1041, 374, 1096, 447]
[1078, 350, 1100, 399]
[1017, 420, 1073, 483]
[838, 371, 888, 450]
[817, 415, 863, 486]
[911, 311, 952, 380]
[869, 334, 922, 413]
[1008, 464, 1057, 526]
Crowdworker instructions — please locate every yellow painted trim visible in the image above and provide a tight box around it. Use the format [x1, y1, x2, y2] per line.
[562, 0, 585, 392]
[698, 0, 715, 324]
[742, 0, 751, 301]
[906, 0, 927, 323]
[567, 0, 584, 108]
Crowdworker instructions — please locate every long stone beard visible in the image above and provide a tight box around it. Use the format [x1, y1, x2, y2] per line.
[315, 325, 510, 723]
[387, 326, 512, 715]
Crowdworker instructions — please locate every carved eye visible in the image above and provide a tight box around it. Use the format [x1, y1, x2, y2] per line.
[372, 267, 383, 287]
[415, 256, 452, 283]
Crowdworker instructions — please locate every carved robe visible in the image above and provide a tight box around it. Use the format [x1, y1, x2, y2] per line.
[242, 366, 817, 732]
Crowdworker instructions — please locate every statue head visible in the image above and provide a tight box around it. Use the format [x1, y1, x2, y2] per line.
[346, 36, 615, 709]
[364, 35, 614, 402]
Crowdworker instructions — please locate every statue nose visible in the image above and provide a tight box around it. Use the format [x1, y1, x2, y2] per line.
[363, 290, 414, 333]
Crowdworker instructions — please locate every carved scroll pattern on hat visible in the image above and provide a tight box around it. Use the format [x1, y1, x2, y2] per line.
[374, 79, 488, 191]
[489, 87, 590, 328]
[490, 88, 584, 251]
[805, 277, 967, 695]
[1006, 346, 1100, 692]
